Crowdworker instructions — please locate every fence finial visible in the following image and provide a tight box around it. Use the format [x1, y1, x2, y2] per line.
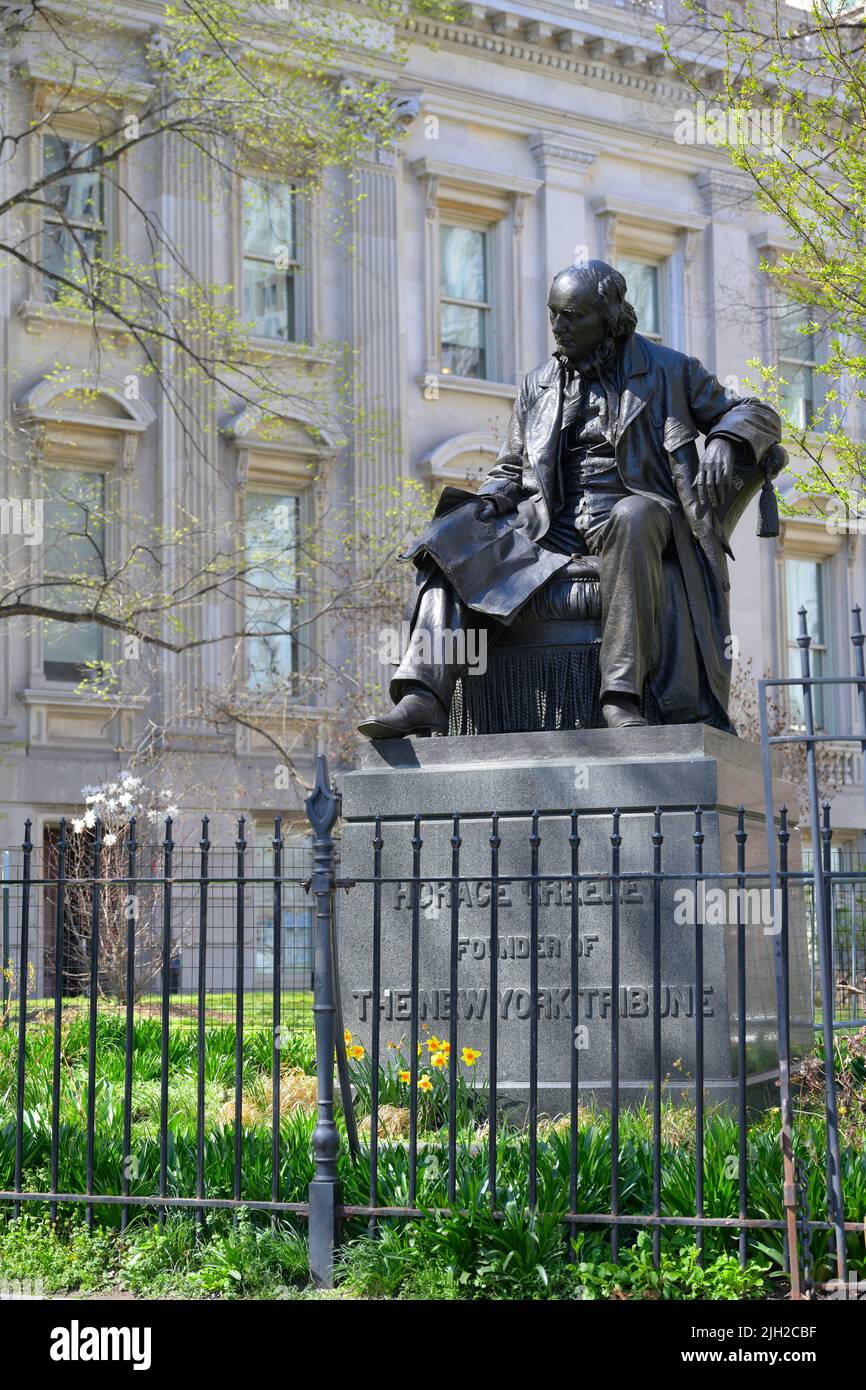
[306, 754, 339, 838]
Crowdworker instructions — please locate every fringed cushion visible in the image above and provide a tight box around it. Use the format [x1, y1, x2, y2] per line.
[448, 563, 665, 735]
[450, 643, 663, 735]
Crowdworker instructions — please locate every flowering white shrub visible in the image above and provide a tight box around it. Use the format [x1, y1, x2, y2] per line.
[61, 772, 186, 1004]
[70, 771, 179, 839]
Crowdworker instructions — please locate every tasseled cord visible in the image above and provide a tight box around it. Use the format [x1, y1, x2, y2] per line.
[757, 463, 780, 539]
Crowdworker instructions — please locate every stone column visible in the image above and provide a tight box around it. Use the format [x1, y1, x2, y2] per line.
[350, 145, 407, 694]
[158, 134, 222, 740]
[681, 227, 700, 358]
[529, 133, 598, 277]
[351, 146, 407, 493]
[529, 133, 598, 359]
[695, 169, 760, 378]
[0, 51, 12, 730]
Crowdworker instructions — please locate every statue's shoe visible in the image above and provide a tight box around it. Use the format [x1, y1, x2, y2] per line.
[602, 698, 648, 729]
[357, 690, 449, 740]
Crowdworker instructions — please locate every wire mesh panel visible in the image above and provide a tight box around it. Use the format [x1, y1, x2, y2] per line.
[804, 848, 866, 1028]
[0, 818, 316, 1227]
[3, 831, 314, 1032]
[758, 603, 866, 1292]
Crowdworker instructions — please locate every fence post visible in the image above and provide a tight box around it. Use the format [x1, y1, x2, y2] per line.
[306, 754, 341, 1287]
[758, 686, 801, 1297]
[1, 848, 9, 1026]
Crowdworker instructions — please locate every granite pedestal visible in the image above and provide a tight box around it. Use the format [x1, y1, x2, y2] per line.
[338, 727, 812, 1114]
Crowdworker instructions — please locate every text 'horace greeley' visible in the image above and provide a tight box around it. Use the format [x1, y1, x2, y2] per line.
[391, 878, 645, 909]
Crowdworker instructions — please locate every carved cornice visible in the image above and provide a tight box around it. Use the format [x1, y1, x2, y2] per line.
[593, 194, 708, 233]
[404, 12, 720, 107]
[752, 230, 798, 264]
[696, 170, 756, 221]
[529, 132, 599, 172]
[16, 373, 154, 472]
[18, 57, 153, 108]
[411, 157, 542, 200]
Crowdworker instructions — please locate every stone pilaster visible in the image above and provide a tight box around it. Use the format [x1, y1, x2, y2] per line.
[529, 136, 598, 270]
[0, 51, 13, 728]
[529, 134, 598, 361]
[350, 146, 407, 695]
[158, 134, 221, 740]
[695, 169, 760, 378]
[351, 147, 406, 494]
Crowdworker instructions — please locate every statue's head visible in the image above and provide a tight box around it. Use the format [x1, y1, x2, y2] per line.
[548, 260, 638, 363]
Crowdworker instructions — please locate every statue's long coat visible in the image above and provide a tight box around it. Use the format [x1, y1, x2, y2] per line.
[406, 333, 782, 723]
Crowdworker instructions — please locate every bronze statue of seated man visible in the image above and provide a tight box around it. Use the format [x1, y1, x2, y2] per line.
[359, 259, 782, 740]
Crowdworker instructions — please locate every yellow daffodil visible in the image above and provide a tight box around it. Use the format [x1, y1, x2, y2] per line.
[462, 1047, 482, 1066]
[344, 1029, 352, 1045]
[431, 1051, 447, 1068]
[426, 1036, 442, 1052]
[348, 1044, 365, 1060]
[419, 1074, 433, 1092]
[398, 1069, 411, 1083]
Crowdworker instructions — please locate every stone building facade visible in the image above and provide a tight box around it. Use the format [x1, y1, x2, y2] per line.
[0, 1, 863, 996]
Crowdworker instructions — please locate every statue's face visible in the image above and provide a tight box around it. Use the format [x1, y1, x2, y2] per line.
[548, 277, 607, 361]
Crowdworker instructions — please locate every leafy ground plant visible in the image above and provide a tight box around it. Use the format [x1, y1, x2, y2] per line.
[2, 1019, 865, 1294]
[569, 1232, 771, 1301]
[0, 1210, 311, 1300]
[336, 1211, 773, 1301]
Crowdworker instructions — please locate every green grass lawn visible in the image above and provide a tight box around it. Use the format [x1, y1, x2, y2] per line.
[15, 990, 314, 1030]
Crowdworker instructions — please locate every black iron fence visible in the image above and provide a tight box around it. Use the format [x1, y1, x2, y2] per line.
[0, 610, 863, 1298]
[0, 817, 322, 1233]
[3, 832, 859, 1032]
[1, 831, 315, 1030]
[306, 766, 866, 1293]
[757, 604, 866, 1291]
[803, 847, 866, 1028]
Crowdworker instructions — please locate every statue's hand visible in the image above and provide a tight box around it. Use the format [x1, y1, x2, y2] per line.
[477, 493, 517, 523]
[695, 437, 737, 515]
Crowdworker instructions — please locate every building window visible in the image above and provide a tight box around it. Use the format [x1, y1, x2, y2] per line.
[253, 904, 314, 977]
[243, 489, 300, 691]
[41, 468, 106, 682]
[252, 822, 313, 980]
[617, 257, 663, 343]
[785, 557, 827, 729]
[440, 223, 490, 379]
[42, 134, 107, 304]
[241, 178, 300, 341]
[778, 297, 822, 431]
